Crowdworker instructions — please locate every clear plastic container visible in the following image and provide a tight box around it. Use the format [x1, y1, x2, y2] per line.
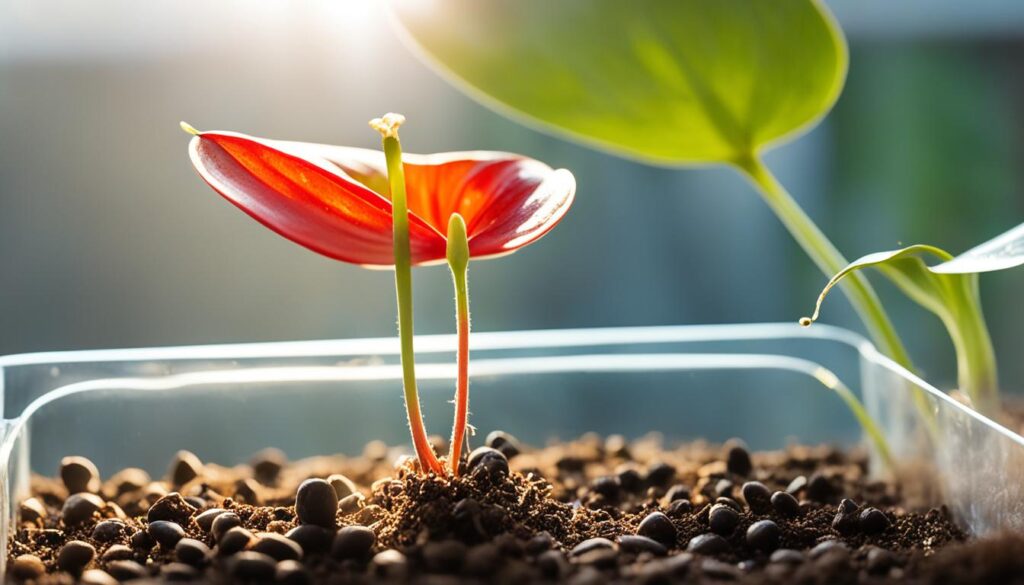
[2, 323, 1022, 573]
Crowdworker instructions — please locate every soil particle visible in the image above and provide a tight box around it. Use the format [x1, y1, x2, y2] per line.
[9, 436, 1014, 584]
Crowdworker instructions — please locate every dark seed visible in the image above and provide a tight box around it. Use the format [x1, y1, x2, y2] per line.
[725, 442, 753, 476]
[372, 549, 409, 579]
[667, 499, 693, 516]
[10, 555, 46, 581]
[809, 540, 849, 559]
[617, 535, 667, 556]
[665, 484, 691, 502]
[715, 479, 735, 498]
[616, 466, 643, 492]
[195, 508, 228, 533]
[422, 540, 466, 573]
[687, 533, 729, 555]
[537, 550, 570, 579]
[859, 507, 891, 534]
[62, 492, 105, 527]
[106, 560, 147, 581]
[229, 551, 277, 580]
[645, 462, 676, 486]
[709, 504, 740, 536]
[526, 532, 555, 555]
[806, 473, 834, 502]
[101, 544, 134, 562]
[638, 511, 677, 546]
[253, 532, 303, 561]
[785, 475, 807, 494]
[18, 498, 47, 524]
[276, 559, 312, 585]
[741, 481, 772, 513]
[147, 492, 197, 525]
[295, 479, 338, 528]
[590, 476, 620, 499]
[286, 524, 333, 555]
[167, 450, 203, 487]
[575, 547, 618, 568]
[60, 456, 101, 494]
[175, 538, 210, 566]
[161, 562, 198, 581]
[338, 494, 363, 514]
[464, 543, 500, 577]
[185, 496, 206, 509]
[746, 520, 780, 551]
[148, 520, 185, 548]
[130, 529, 156, 551]
[91, 519, 126, 543]
[327, 474, 358, 500]
[702, 558, 742, 580]
[331, 525, 376, 560]
[234, 478, 263, 504]
[831, 498, 860, 535]
[251, 448, 286, 485]
[57, 540, 95, 574]
[218, 527, 256, 556]
[769, 549, 804, 564]
[467, 446, 509, 476]
[485, 430, 522, 459]
[570, 537, 615, 557]
[715, 496, 742, 512]
[105, 468, 150, 497]
[80, 569, 118, 585]
[866, 546, 899, 574]
[770, 491, 800, 517]
[212, 512, 242, 541]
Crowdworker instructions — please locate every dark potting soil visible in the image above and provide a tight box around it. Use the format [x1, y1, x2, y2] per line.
[7, 433, 1024, 584]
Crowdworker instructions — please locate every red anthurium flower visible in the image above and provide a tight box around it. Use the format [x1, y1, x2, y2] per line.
[186, 130, 576, 266]
[184, 116, 574, 477]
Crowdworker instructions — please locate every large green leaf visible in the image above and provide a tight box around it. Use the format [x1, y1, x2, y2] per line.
[390, 0, 847, 164]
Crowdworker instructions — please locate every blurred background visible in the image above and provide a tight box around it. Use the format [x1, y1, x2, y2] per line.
[1, 0, 1023, 397]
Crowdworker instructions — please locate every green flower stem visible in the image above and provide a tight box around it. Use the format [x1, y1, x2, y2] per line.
[446, 214, 471, 475]
[380, 127, 444, 476]
[733, 154, 914, 371]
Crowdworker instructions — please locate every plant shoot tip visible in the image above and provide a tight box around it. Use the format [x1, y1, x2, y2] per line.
[369, 113, 406, 139]
[799, 317, 813, 327]
[179, 121, 200, 136]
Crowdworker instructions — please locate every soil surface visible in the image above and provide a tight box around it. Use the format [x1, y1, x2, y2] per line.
[8, 433, 1024, 584]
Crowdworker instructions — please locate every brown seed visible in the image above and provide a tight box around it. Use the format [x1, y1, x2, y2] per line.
[286, 524, 333, 555]
[80, 569, 118, 585]
[148, 520, 186, 548]
[687, 533, 729, 555]
[332, 525, 376, 560]
[175, 538, 211, 566]
[770, 491, 800, 517]
[741, 481, 772, 513]
[708, 504, 740, 536]
[211, 512, 242, 541]
[195, 508, 228, 533]
[276, 559, 312, 585]
[167, 450, 203, 487]
[295, 479, 338, 528]
[746, 520, 781, 551]
[100, 544, 134, 562]
[91, 519, 127, 543]
[18, 498, 47, 524]
[106, 560, 147, 581]
[327, 474, 358, 499]
[638, 511, 677, 546]
[60, 456, 101, 494]
[252, 532, 303, 561]
[57, 540, 96, 574]
[61, 492, 105, 527]
[147, 492, 197, 524]
[229, 551, 276, 580]
[218, 527, 256, 556]
[250, 448, 286, 485]
[10, 554, 46, 581]
[724, 441, 753, 476]
[105, 467, 150, 497]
